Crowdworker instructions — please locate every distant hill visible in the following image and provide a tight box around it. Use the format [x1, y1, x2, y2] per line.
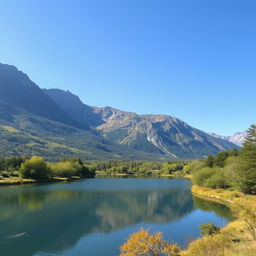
[0, 63, 239, 160]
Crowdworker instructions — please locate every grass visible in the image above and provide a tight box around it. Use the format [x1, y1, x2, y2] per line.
[183, 185, 256, 256]
[0, 177, 36, 185]
[0, 176, 81, 186]
[0, 125, 20, 133]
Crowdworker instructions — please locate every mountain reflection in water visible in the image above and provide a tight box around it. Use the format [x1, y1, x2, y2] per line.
[0, 178, 233, 256]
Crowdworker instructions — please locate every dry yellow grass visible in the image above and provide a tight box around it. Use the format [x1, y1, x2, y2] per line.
[0, 177, 36, 185]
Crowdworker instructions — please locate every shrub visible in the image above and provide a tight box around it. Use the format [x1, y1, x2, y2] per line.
[49, 160, 82, 178]
[192, 167, 215, 186]
[231, 199, 256, 240]
[120, 228, 180, 256]
[192, 167, 229, 189]
[200, 223, 220, 236]
[186, 234, 228, 256]
[20, 156, 50, 179]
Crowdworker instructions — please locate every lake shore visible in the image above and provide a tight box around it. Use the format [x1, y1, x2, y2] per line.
[0, 176, 81, 186]
[182, 185, 256, 256]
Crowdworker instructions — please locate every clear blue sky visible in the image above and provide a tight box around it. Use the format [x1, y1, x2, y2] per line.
[0, 0, 255, 135]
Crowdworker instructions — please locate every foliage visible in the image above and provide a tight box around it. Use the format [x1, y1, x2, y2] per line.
[231, 198, 256, 240]
[95, 160, 186, 176]
[49, 158, 95, 178]
[192, 167, 229, 189]
[213, 151, 229, 168]
[199, 223, 220, 236]
[119, 228, 180, 256]
[183, 160, 204, 174]
[236, 124, 256, 194]
[185, 234, 228, 256]
[49, 160, 81, 178]
[205, 154, 214, 168]
[0, 156, 26, 177]
[20, 156, 50, 179]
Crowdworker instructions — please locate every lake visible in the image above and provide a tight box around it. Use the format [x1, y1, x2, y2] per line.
[0, 178, 233, 256]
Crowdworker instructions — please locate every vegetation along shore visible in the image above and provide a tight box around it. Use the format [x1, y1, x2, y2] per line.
[119, 124, 256, 256]
[0, 124, 255, 256]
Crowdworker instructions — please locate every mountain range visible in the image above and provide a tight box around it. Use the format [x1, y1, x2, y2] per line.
[209, 131, 247, 147]
[0, 63, 240, 160]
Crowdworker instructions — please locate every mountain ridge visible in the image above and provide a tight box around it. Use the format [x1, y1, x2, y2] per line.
[209, 131, 247, 146]
[0, 63, 239, 160]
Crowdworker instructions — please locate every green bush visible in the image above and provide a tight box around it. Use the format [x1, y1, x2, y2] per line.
[192, 167, 229, 189]
[49, 160, 82, 178]
[20, 156, 50, 179]
[192, 167, 215, 186]
[200, 223, 220, 236]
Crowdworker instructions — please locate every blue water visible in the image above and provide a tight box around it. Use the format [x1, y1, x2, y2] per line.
[0, 178, 233, 256]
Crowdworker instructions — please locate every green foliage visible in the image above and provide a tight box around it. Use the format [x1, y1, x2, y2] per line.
[94, 160, 186, 176]
[20, 156, 50, 179]
[213, 151, 229, 167]
[199, 223, 220, 236]
[49, 158, 95, 178]
[0, 156, 26, 177]
[192, 167, 229, 189]
[236, 124, 256, 194]
[49, 161, 81, 178]
[183, 160, 204, 174]
[205, 154, 214, 167]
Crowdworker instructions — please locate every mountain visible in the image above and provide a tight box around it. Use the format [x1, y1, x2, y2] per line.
[92, 107, 238, 159]
[0, 63, 239, 160]
[0, 64, 78, 128]
[228, 131, 247, 146]
[209, 131, 247, 147]
[44, 89, 103, 127]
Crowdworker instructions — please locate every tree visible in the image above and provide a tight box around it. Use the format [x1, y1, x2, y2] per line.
[237, 124, 256, 194]
[205, 154, 214, 168]
[120, 228, 180, 256]
[214, 151, 228, 168]
[229, 148, 239, 157]
[20, 156, 50, 179]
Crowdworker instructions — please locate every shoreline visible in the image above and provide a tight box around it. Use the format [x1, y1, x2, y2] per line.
[182, 185, 256, 256]
[0, 176, 82, 186]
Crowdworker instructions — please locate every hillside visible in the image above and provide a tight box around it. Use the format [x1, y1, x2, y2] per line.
[0, 63, 239, 160]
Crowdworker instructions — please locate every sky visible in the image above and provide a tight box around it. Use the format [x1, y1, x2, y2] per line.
[0, 0, 255, 135]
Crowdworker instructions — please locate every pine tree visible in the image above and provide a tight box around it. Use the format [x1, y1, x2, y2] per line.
[237, 124, 256, 194]
[205, 154, 214, 167]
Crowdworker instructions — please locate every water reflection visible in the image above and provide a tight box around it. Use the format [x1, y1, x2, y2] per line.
[0, 178, 232, 256]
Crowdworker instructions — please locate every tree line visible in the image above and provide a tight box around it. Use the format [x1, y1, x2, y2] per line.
[187, 124, 256, 194]
[0, 156, 95, 180]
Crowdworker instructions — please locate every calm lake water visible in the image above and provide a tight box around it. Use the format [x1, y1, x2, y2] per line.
[0, 178, 233, 256]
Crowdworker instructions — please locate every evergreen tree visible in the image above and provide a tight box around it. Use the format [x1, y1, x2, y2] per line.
[229, 148, 239, 157]
[205, 154, 214, 167]
[237, 124, 256, 194]
[214, 151, 228, 167]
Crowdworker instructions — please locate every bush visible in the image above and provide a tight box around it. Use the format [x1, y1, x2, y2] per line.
[49, 160, 82, 178]
[200, 223, 220, 236]
[183, 160, 204, 174]
[192, 167, 229, 189]
[186, 234, 228, 256]
[20, 156, 50, 179]
[231, 199, 256, 240]
[192, 167, 215, 186]
[120, 229, 180, 256]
